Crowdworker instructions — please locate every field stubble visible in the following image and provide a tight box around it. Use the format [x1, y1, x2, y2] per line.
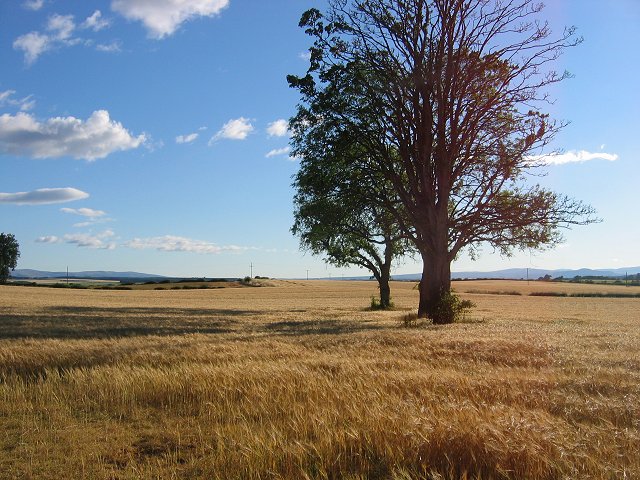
[0, 280, 639, 479]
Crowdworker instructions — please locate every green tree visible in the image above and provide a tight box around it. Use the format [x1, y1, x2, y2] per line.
[289, 0, 597, 323]
[0, 233, 20, 284]
[291, 130, 412, 308]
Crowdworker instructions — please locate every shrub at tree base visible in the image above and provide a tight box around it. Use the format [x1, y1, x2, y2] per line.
[432, 292, 476, 324]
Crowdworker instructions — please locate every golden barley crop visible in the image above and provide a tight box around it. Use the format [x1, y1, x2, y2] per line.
[1, 280, 639, 479]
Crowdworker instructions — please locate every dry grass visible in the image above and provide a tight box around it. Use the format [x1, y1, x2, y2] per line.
[1, 280, 639, 479]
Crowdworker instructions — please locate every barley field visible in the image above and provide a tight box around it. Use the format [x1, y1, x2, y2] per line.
[1, 280, 639, 479]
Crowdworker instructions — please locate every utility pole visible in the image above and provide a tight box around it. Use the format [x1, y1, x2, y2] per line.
[306, 269, 309, 280]
[250, 262, 253, 278]
[66, 266, 69, 285]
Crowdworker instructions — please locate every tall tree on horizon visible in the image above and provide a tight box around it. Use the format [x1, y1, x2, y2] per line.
[0, 233, 20, 284]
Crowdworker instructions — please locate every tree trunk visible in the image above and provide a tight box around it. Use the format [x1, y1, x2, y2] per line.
[418, 252, 452, 323]
[379, 263, 391, 308]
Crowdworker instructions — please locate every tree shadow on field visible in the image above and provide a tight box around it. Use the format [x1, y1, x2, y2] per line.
[0, 306, 261, 340]
[263, 318, 384, 336]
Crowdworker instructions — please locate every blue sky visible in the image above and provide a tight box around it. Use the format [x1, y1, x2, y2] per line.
[1, 0, 638, 278]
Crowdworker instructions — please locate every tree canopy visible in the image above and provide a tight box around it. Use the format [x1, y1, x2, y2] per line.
[0, 233, 20, 284]
[291, 125, 413, 308]
[290, 0, 597, 322]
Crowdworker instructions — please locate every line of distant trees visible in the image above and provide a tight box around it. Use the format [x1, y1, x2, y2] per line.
[541, 274, 640, 285]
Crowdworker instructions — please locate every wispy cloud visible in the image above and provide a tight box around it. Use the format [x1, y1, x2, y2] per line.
[82, 10, 110, 31]
[37, 230, 117, 249]
[0, 110, 146, 160]
[0, 187, 89, 205]
[61, 207, 113, 227]
[63, 229, 116, 249]
[13, 11, 115, 63]
[95, 41, 121, 53]
[210, 117, 254, 143]
[527, 150, 619, 166]
[124, 235, 248, 254]
[23, 0, 44, 11]
[47, 13, 76, 40]
[0, 89, 35, 111]
[176, 132, 199, 144]
[265, 146, 298, 161]
[111, 0, 229, 39]
[266, 119, 289, 137]
[265, 146, 291, 158]
[35, 235, 61, 244]
[13, 31, 51, 64]
[13, 13, 78, 64]
[60, 207, 106, 218]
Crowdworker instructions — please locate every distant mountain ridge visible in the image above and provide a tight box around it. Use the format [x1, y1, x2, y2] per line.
[12, 269, 165, 280]
[12, 266, 640, 282]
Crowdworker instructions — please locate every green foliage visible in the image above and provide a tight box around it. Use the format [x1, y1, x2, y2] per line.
[0, 233, 20, 284]
[431, 292, 476, 324]
[291, 0, 595, 319]
[370, 295, 393, 310]
[290, 66, 414, 309]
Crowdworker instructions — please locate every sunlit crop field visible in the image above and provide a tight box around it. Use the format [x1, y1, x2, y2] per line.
[1, 280, 639, 479]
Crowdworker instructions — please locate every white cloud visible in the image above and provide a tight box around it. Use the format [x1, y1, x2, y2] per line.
[0, 187, 89, 205]
[210, 117, 254, 143]
[266, 146, 298, 161]
[267, 119, 289, 137]
[124, 235, 247, 254]
[13, 14, 78, 64]
[0, 91, 13, 103]
[36, 230, 116, 249]
[13, 31, 51, 64]
[36, 235, 61, 244]
[96, 41, 122, 53]
[13, 11, 114, 63]
[61, 207, 107, 219]
[0, 110, 146, 160]
[111, 0, 229, 39]
[47, 14, 76, 40]
[82, 10, 110, 31]
[62, 206, 114, 227]
[265, 146, 291, 158]
[63, 230, 116, 249]
[0, 90, 35, 111]
[23, 0, 44, 11]
[176, 132, 198, 144]
[527, 150, 619, 166]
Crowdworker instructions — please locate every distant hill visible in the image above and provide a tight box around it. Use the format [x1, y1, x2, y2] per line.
[13, 266, 640, 282]
[323, 266, 640, 281]
[392, 266, 640, 281]
[12, 269, 166, 281]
